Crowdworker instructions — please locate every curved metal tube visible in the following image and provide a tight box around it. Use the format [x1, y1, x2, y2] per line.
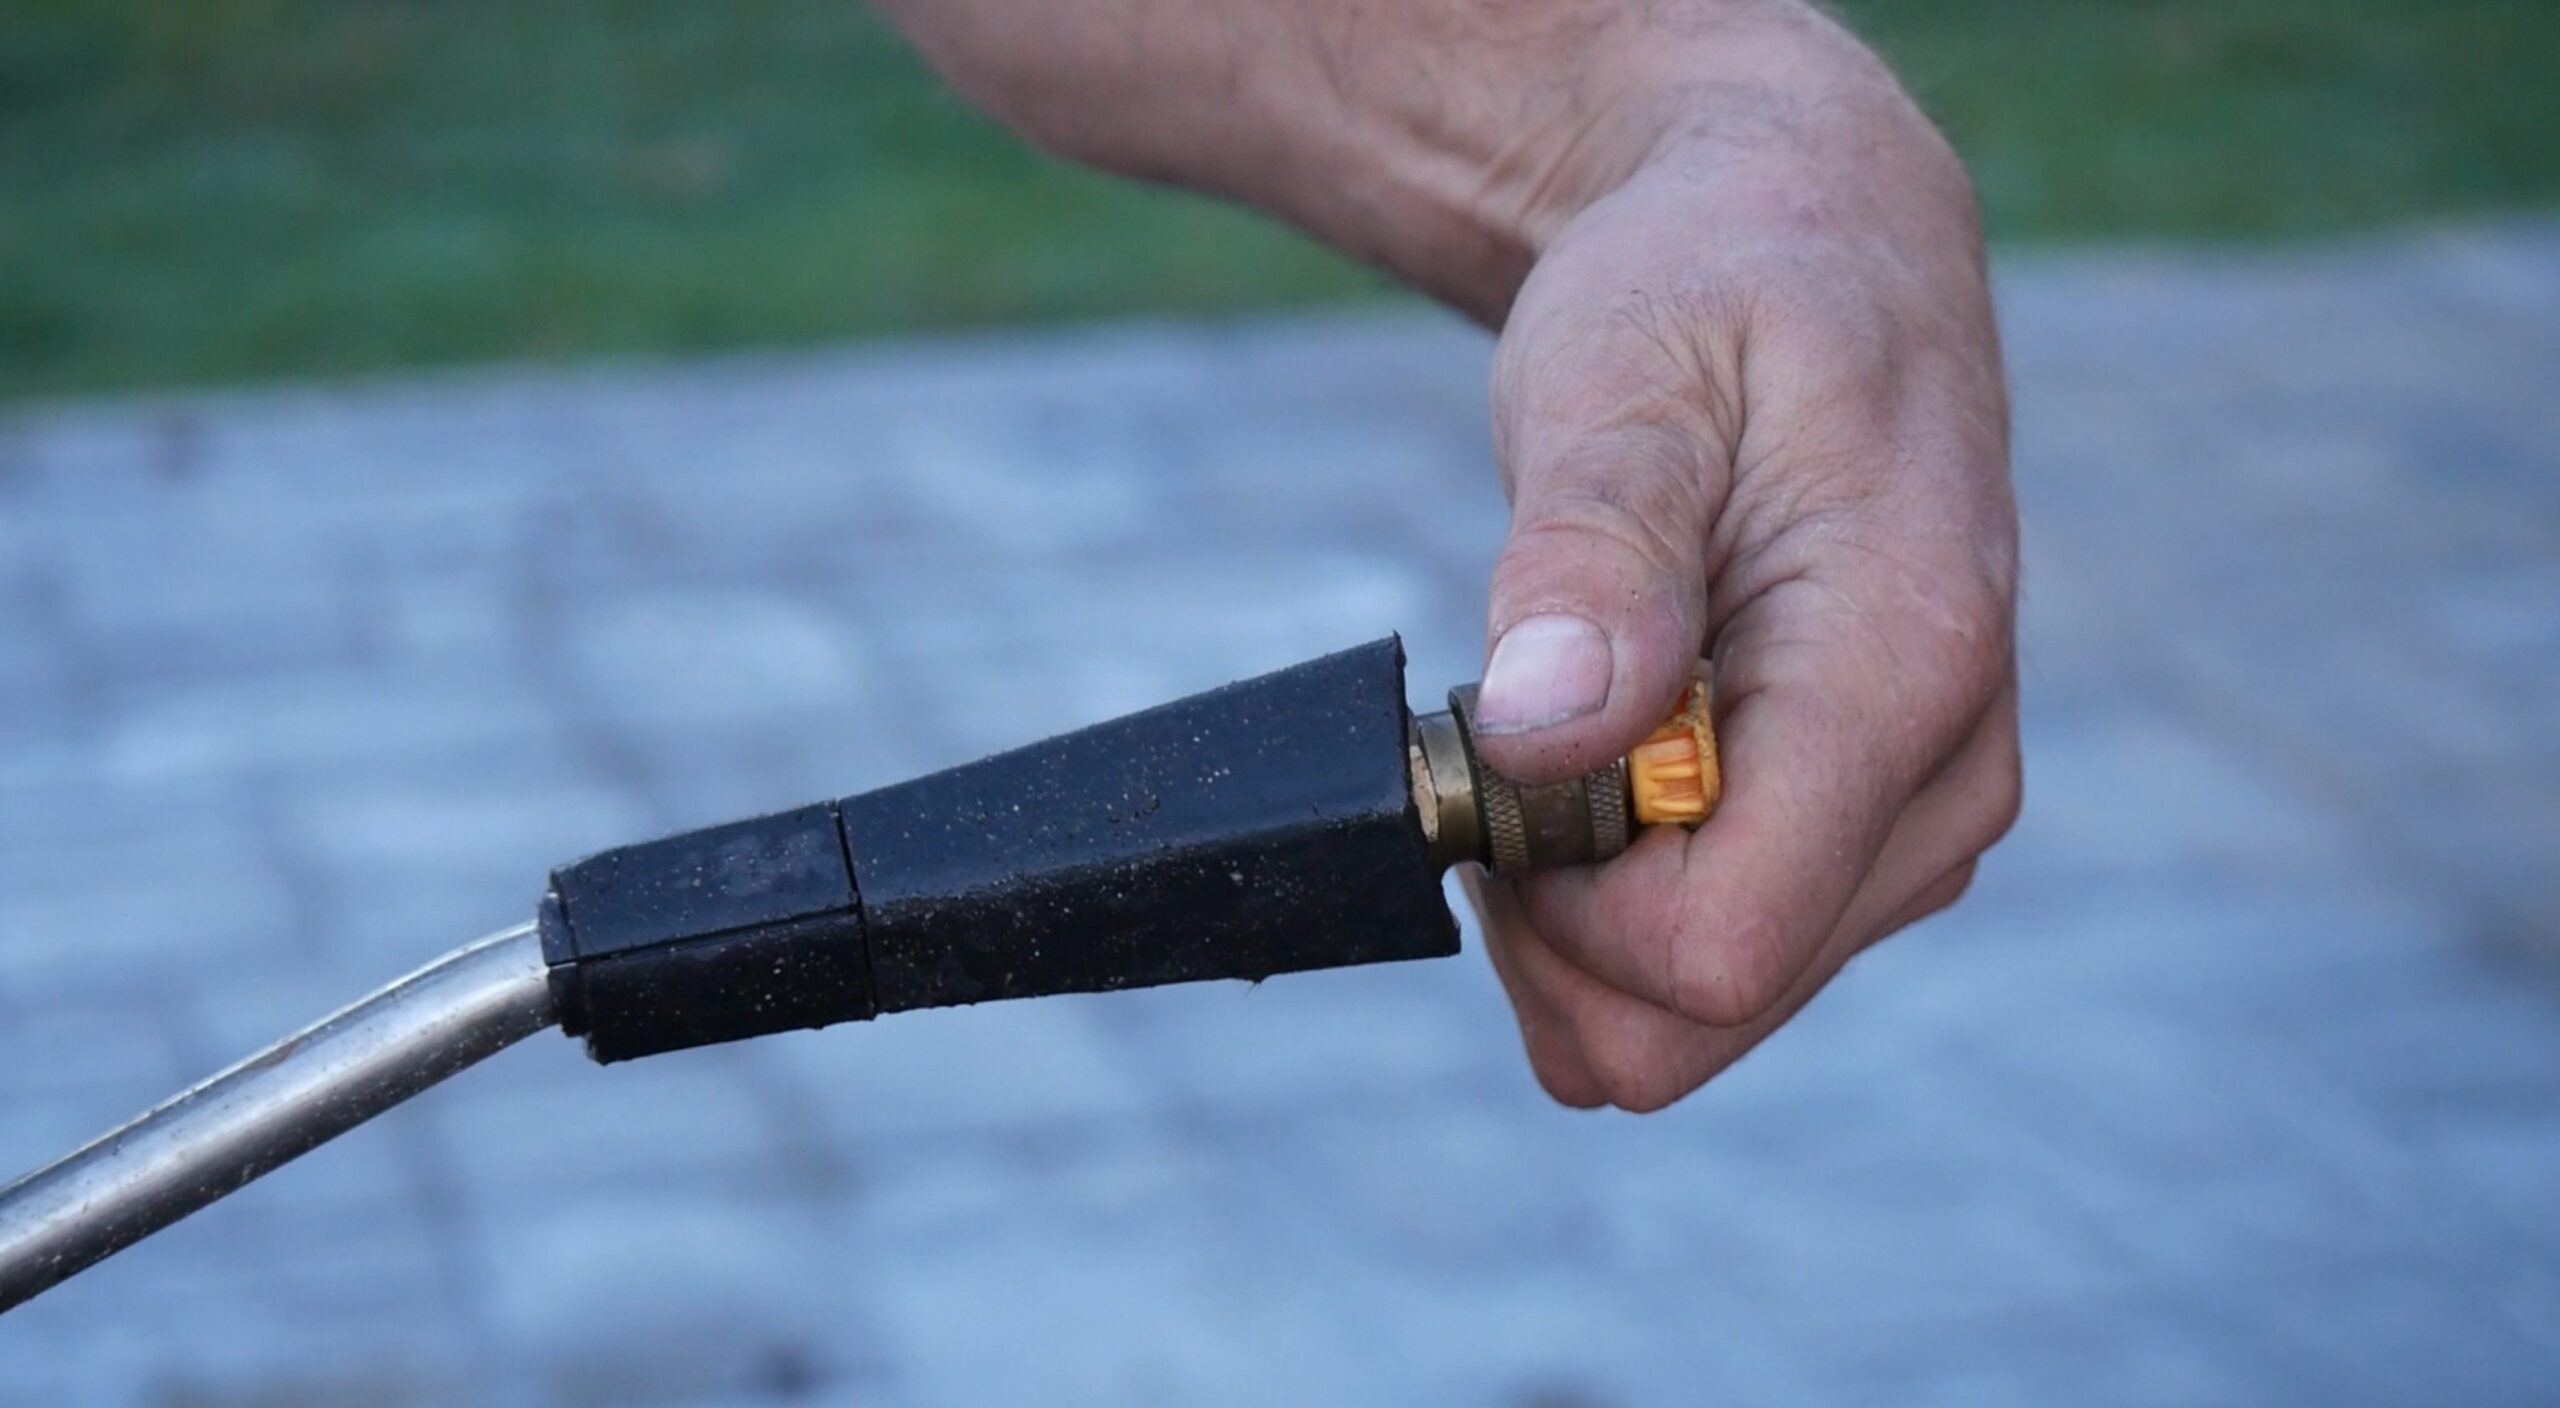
[0, 921, 554, 1311]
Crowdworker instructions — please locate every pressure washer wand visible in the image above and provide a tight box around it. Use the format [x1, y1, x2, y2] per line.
[0, 637, 1716, 1311]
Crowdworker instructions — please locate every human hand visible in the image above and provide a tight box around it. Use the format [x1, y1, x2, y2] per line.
[1458, 35, 2020, 1110]
[877, 0, 2020, 1110]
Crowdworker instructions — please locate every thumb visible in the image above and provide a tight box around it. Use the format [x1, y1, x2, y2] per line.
[1472, 291, 1728, 785]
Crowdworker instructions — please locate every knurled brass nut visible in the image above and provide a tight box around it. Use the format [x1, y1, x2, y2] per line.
[1410, 660, 1720, 876]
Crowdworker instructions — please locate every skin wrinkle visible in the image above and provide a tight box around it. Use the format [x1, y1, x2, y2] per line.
[1495, 268, 1747, 547]
[1718, 613, 1938, 817]
[1509, 391, 1724, 516]
[1651, 78, 1809, 168]
[1499, 300, 1683, 455]
[1483, 99, 1635, 264]
[1755, 560, 1990, 777]
[1604, 288, 1719, 414]
[1302, 0, 1364, 122]
[1502, 495, 1700, 633]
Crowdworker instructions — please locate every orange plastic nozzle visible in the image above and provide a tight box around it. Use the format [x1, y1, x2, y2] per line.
[1628, 665, 1720, 828]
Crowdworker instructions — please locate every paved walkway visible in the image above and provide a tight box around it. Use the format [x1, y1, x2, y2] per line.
[2, 224, 2556, 1406]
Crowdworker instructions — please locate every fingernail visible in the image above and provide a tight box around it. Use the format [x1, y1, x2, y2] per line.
[1475, 613, 1613, 735]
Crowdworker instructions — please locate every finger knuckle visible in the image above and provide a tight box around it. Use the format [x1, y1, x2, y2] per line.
[1732, 253, 1909, 391]
[1583, 1034, 1691, 1115]
[1906, 605, 2013, 736]
[1531, 1058, 1610, 1111]
[1978, 744, 2025, 854]
[1666, 906, 1798, 1030]
[1934, 860, 1982, 914]
[1884, 861, 1982, 945]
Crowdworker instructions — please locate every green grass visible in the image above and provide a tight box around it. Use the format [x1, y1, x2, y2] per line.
[1879, 1, 2560, 243]
[5, 0, 2557, 400]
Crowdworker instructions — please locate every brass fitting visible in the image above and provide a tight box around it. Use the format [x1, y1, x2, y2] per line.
[1408, 660, 1720, 874]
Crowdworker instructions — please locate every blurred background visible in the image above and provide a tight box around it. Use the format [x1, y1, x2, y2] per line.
[3, 2, 2558, 1404]
[10, 0, 2560, 398]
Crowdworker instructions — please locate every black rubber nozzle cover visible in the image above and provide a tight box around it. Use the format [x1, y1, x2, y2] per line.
[539, 636, 1458, 1062]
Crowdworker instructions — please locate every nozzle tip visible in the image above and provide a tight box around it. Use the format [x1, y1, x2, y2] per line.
[1629, 664, 1720, 828]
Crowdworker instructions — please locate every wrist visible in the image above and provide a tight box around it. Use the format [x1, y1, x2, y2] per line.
[1255, 0, 1914, 320]
[882, 0, 1917, 322]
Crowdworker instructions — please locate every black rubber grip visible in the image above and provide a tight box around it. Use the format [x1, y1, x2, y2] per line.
[540, 636, 1458, 1063]
[539, 803, 874, 1063]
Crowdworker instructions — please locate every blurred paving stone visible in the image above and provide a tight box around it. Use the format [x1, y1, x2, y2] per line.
[1094, 939, 1502, 1114]
[1, 223, 2557, 1405]
[0, 822, 300, 995]
[464, 1183, 887, 1408]
[91, 664, 568, 788]
[434, 1044, 803, 1197]
[765, 994, 1161, 1145]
